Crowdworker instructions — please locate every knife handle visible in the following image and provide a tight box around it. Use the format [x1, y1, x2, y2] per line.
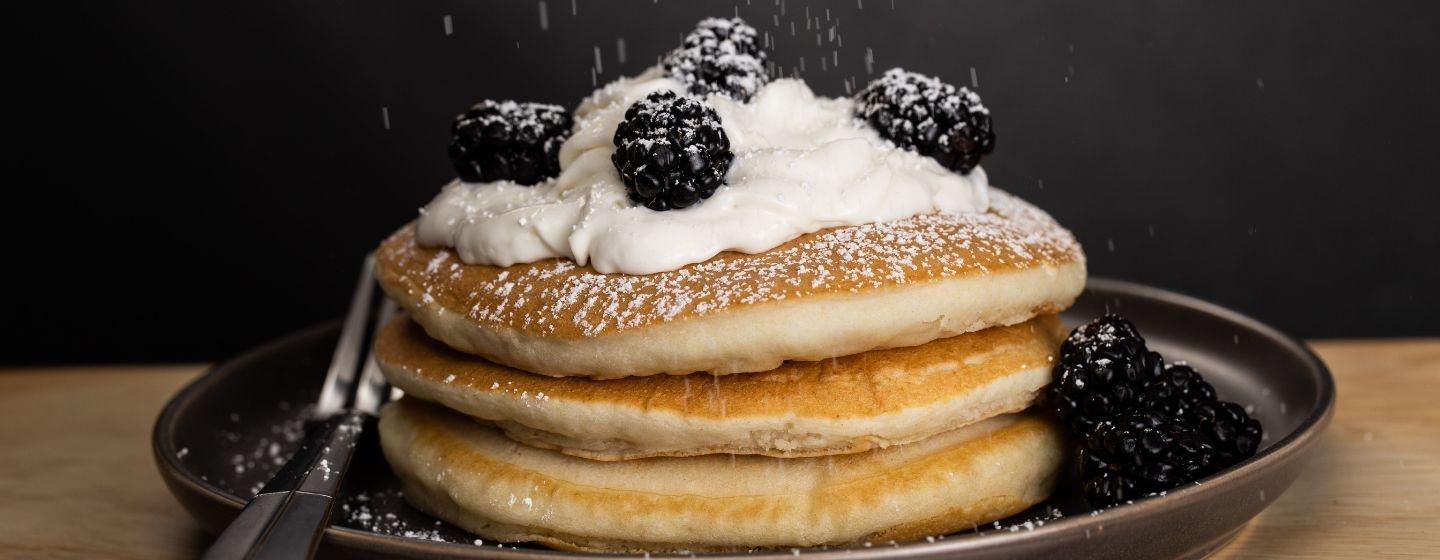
[202, 411, 365, 560]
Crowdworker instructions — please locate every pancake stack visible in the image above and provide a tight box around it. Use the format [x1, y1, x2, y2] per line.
[372, 189, 1086, 552]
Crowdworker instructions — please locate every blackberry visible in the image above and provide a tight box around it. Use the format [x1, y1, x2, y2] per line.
[1047, 315, 1265, 508]
[1079, 411, 1213, 508]
[854, 68, 995, 173]
[1047, 315, 1165, 435]
[611, 90, 734, 211]
[1134, 363, 1217, 420]
[1131, 365, 1260, 462]
[449, 100, 572, 185]
[1190, 400, 1264, 464]
[663, 17, 770, 101]
[1059, 314, 1144, 362]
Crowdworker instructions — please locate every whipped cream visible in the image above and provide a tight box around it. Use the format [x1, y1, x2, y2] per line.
[416, 67, 990, 275]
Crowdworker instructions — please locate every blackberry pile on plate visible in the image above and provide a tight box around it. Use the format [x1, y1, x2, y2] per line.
[448, 100, 572, 185]
[1047, 315, 1263, 508]
[611, 90, 734, 211]
[855, 68, 995, 173]
[663, 17, 770, 101]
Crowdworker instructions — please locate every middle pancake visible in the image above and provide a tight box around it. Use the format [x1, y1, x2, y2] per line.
[376, 314, 1065, 460]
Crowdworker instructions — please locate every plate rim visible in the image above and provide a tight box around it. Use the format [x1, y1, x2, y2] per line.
[152, 277, 1336, 559]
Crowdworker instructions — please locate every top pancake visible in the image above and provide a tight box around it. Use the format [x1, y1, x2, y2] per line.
[376, 189, 1085, 378]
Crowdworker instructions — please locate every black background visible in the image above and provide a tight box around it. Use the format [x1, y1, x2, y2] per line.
[9, 0, 1439, 364]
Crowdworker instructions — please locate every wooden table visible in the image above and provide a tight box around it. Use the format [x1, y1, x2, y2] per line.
[1, 340, 1437, 559]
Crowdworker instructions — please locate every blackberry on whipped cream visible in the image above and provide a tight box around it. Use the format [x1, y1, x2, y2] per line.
[663, 17, 770, 101]
[856, 68, 995, 174]
[449, 100, 572, 185]
[611, 90, 734, 211]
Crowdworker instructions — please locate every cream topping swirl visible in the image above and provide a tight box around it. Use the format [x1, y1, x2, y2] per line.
[416, 67, 990, 275]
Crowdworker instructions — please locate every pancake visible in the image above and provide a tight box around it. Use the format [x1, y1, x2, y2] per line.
[376, 313, 1066, 460]
[375, 189, 1085, 379]
[379, 398, 1064, 552]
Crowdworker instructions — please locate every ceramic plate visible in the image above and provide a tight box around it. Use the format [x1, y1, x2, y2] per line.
[153, 278, 1334, 559]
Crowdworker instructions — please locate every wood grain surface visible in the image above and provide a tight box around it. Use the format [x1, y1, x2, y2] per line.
[0, 340, 1436, 559]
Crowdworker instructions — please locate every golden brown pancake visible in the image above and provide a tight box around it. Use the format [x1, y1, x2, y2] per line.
[379, 398, 1064, 552]
[377, 313, 1066, 460]
[376, 189, 1085, 378]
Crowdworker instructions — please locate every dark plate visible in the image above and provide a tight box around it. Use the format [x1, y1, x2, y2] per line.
[153, 278, 1334, 559]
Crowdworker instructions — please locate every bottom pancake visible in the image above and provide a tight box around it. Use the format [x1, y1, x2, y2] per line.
[379, 398, 1064, 552]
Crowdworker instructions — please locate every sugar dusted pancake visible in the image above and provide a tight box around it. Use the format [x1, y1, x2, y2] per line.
[375, 189, 1085, 378]
[376, 313, 1065, 460]
[380, 398, 1064, 552]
